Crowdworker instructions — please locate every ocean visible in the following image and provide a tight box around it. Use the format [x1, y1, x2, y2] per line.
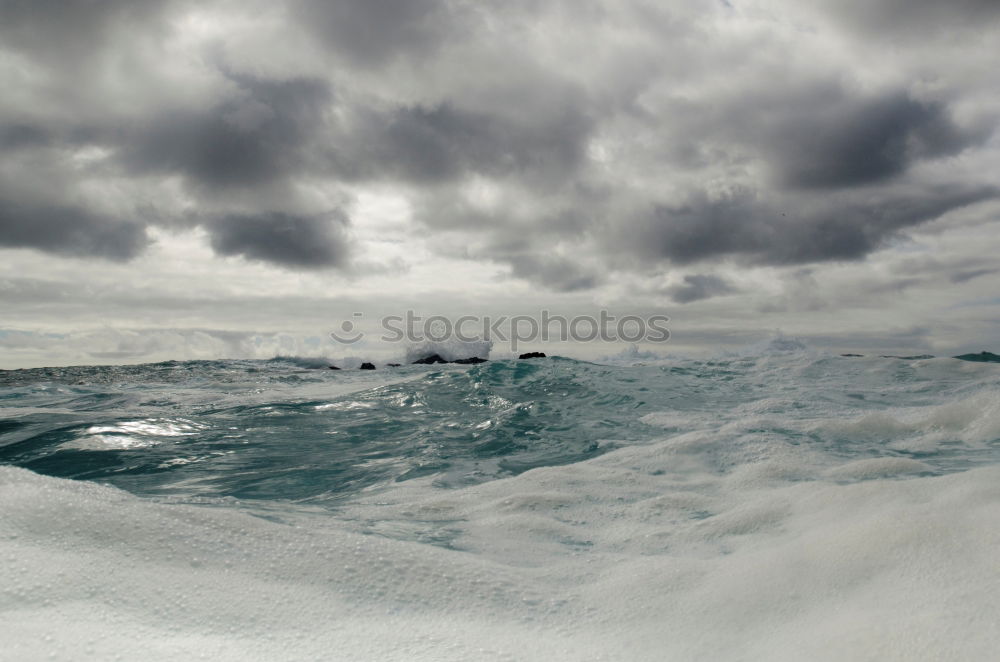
[1, 346, 999, 660]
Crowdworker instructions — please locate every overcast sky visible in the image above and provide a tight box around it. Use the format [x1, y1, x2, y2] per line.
[2, 0, 999, 367]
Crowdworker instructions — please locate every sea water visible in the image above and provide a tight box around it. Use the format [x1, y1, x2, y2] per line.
[1, 347, 999, 660]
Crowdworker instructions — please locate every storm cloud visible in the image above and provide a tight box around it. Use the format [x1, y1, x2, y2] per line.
[336, 101, 594, 186]
[294, 0, 463, 67]
[118, 76, 334, 191]
[0, 0, 174, 67]
[0, 200, 149, 261]
[208, 211, 350, 269]
[765, 92, 974, 190]
[0, 0, 998, 288]
[804, 0, 1000, 35]
[623, 186, 997, 266]
[666, 274, 736, 304]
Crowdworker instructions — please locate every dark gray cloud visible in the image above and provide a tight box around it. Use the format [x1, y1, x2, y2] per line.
[666, 274, 736, 304]
[0, 124, 50, 150]
[504, 254, 599, 292]
[623, 186, 997, 266]
[331, 100, 594, 187]
[294, 0, 462, 67]
[117, 69, 592, 193]
[662, 83, 982, 191]
[766, 92, 973, 189]
[810, 0, 1000, 36]
[0, 0, 175, 71]
[950, 268, 999, 284]
[0, 200, 149, 260]
[118, 75, 333, 190]
[207, 211, 350, 269]
[1, 0, 998, 294]
[0, 121, 105, 154]
[423, 202, 601, 290]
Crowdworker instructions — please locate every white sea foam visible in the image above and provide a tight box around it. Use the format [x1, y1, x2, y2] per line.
[596, 344, 679, 366]
[811, 390, 1000, 453]
[3, 352, 998, 660]
[3, 435, 999, 661]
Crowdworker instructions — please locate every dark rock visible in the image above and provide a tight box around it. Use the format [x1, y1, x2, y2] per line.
[328, 365, 341, 370]
[518, 352, 547, 360]
[452, 357, 488, 364]
[840, 353, 864, 357]
[359, 362, 376, 370]
[387, 363, 401, 367]
[412, 354, 448, 365]
[954, 351, 1000, 363]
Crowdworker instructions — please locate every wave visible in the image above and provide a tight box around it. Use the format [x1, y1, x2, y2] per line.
[4, 446, 1000, 660]
[3, 351, 1000, 659]
[268, 355, 335, 369]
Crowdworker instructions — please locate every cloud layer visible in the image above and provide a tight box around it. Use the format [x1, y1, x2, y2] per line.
[1, 0, 998, 290]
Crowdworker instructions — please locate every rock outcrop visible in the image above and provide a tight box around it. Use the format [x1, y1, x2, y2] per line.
[954, 351, 1000, 363]
[411, 354, 488, 365]
[412, 354, 448, 365]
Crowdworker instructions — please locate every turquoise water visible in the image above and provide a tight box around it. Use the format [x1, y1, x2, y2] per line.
[2, 351, 999, 660]
[3, 354, 998, 505]
[1, 358, 648, 503]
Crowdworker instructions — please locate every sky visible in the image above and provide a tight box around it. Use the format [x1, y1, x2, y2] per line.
[1, 0, 999, 368]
